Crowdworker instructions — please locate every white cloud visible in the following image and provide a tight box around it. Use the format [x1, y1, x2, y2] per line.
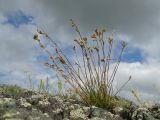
[0, 13, 49, 86]
[115, 62, 160, 102]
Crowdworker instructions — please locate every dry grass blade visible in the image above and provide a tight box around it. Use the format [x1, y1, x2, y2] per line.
[33, 20, 131, 109]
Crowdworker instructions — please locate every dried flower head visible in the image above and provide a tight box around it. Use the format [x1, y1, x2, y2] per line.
[91, 34, 97, 39]
[59, 55, 66, 64]
[39, 43, 45, 48]
[69, 19, 75, 27]
[44, 62, 50, 66]
[56, 48, 59, 53]
[37, 29, 43, 34]
[102, 28, 107, 32]
[93, 46, 99, 51]
[50, 64, 54, 68]
[121, 41, 126, 48]
[45, 33, 48, 38]
[50, 55, 54, 60]
[58, 68, 64, 73]
[101, 58, 105, 62]
[108, 37, 113, 44]
[75, 61, 80, 67]
[95, 29, 99, 36]
[94, 28, 105, 38]
[79, 41, 85, 47]
[83, 37, 87, 42]
[33, 34, 39, 40]
[73, 46, 76, 51]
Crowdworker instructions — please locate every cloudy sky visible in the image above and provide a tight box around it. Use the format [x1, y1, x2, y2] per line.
[0, 0, 160, 103]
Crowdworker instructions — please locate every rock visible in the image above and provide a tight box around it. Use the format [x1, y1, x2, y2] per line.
[82, 106, 91, 117]
[89, 117, 106, 120]
[0, 98, 16, 111]
[113, 107, 123, 114]
[143, 113, 159, 120]
[2, 111, 20, 119]
[70, 108, 88, 120]
[27, 94, 44, 105]
[132, 107, 158, 120]
[0, 98, 17, 120]
[1, 84, 160, 120]
[113, 106, 130, 119]
[91, 106, 114, 120]
[17, 97, 32, 110]
[150, 104, 160, 119]
[113, 115, 124, 120]
[38, 98, 50, 108]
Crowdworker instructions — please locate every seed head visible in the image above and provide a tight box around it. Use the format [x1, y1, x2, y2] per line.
[83, 37, 87, 42]
[37, 29, 43, 34]
[73, 46, 76, 51]
[45, 33, 48, 38]
[33, 34, 39, 40]
[95, 29, 99, 36]
[69, 19, 75, 27]
[91, 34, 97, 39]
[56, 48, 59, 53]
[59, 55, 66, 64]
[121, 41, 126, 48]
[50, 55, 54, 60]
[44, 62, 50, 66]
[101, 58, 105, 62]
[102, 28, 106, 32]
[93, 46, 99, 51]
[108, 37, 113, 44]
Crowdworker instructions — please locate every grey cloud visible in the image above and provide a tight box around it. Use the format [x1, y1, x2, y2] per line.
[32, 0, 160, 60]
[0, 0, 160, 102]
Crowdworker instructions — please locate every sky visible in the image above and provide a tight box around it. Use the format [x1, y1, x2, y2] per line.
[0, 0, 160, 103]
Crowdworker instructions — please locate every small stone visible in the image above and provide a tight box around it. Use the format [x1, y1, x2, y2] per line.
[113, 107, 123, 114]
[113, 115, 124, 120]
[89, 117, 105, 120]
[70, 108, 88, 120]
[18, 97, 31, 109]
[38, 98, 50, 107]
[52, 108, 63, 114]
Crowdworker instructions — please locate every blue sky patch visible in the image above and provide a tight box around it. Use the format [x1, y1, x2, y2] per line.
[122, 47, 144, 63]
[36, 55, 49, 63]
[0, 72, 6, 77]
[3, 10, 34, 28]
[112, 40, 144, 63]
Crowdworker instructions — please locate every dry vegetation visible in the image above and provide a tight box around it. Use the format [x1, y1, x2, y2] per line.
[33, 19, 131, 109]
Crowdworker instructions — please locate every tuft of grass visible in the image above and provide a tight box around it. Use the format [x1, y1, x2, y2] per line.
[33, 20, 131, 109]
[24, 71, 53, 95]
[37, 77, 51, 95]
[24, 71, 34, 91]
[1, 85, 24, 97]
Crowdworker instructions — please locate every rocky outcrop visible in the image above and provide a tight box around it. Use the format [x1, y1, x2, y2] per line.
[0, 85, 159, 120]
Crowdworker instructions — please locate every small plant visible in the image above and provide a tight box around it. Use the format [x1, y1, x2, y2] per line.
[38, 77, 51, 95]
[2, 85, 23, 97]
[45, 77, 50, 94]
[24, 71, 34, 90]
[33, 19, 131, 109]
[57, 79, 62, 95]
[38, 79, 45, 94]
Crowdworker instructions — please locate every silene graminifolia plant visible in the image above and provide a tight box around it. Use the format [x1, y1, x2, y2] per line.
[33, 19, 131, 109]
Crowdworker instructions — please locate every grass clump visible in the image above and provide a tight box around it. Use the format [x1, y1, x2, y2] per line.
[0, 85, 24, 97]
[33, 19, 131, 109]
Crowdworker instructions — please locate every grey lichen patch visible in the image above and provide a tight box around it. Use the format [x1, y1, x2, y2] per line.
[18, 97, 31, 109]
[52, 108, 63, 114]
[89, 117, 106, 120]
[3, 111, 19, 119]
[70, 108, 88, 120]
[38, 98, 50, 107]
